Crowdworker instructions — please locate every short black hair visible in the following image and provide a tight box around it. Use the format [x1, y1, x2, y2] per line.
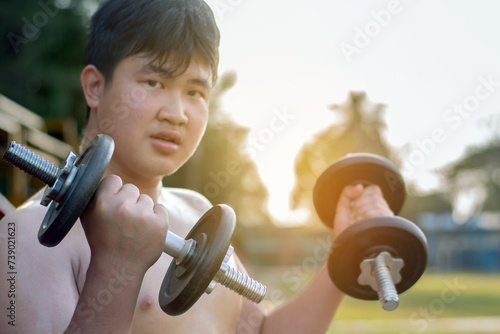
[85, 0, 220, 87]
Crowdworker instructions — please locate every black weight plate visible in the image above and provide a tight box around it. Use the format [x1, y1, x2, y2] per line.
[38, 134, 114, 247]
[328, 216, 428, 300]
[159, 204, 236, 316]
[313, 153, 406, 228]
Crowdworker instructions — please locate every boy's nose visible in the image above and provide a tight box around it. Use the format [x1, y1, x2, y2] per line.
[158, 92, 188, 125]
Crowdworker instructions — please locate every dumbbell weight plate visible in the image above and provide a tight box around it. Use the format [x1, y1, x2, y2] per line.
[38, 134, 114, 247]
[159, 204, 235, 316]
[313, 153, 406, 228]
[328, 216, 428, 300]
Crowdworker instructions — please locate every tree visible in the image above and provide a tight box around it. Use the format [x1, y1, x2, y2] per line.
[398, 189, 451, 223]
[0, 0, 99, 127]
[291, 91, 392, 225]
[443, 140, 500, 221]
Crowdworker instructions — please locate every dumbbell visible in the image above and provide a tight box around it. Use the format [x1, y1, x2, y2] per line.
[3, 134, 266, 316]
[313, 153, 428, 311]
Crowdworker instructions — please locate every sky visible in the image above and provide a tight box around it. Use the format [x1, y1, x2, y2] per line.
[203, 0, 500, 225]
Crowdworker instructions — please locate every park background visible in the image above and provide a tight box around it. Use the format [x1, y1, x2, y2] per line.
[0, 0, 499, 333]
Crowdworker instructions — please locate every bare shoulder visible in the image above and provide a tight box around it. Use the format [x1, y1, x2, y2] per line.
[2, 191, 48, 244]
[0, 191, 85, 332]
[0, 189, 87, 268]
[162, 187, 212, 211]
[0, 194, 59, 274]
[160, 187, 213, 235]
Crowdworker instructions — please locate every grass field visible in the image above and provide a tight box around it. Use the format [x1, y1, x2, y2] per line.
[255, 268, 500, 334]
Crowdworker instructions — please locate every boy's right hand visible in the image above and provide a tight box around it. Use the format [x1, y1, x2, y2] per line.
[81, 175, 169, 275]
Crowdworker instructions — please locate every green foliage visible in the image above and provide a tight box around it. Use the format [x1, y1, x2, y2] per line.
[444, 141, 500, 212]
[0, 0, 95, 129]
[399, 191, 452, 223]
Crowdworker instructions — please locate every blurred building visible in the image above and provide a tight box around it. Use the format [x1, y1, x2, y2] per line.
[418, 211, 500, 272]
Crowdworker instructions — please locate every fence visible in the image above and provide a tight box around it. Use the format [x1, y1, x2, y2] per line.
[0, 94, 77, 207]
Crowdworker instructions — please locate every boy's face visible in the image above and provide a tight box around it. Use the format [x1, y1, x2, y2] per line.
[91, 54, 212, 182]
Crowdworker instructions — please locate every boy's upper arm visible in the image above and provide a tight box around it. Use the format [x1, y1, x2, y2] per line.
[234, 254, 266, 334]
[0, 192, 15, 216]
[1, 207, 80, 333]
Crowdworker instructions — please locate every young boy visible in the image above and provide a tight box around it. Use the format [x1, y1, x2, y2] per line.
[0, 0, 393, 333]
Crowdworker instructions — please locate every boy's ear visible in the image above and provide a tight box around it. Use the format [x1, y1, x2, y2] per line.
[81, 65, 105, 109]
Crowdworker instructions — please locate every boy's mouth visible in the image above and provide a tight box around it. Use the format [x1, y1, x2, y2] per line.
[152, 130, 182, 145]
[156, 137, 175, 143]
[150, 129, 183, 154]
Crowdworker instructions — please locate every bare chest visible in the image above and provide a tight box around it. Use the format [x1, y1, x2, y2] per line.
[131, 252, 243, 333]
[74, 189, 244, 332]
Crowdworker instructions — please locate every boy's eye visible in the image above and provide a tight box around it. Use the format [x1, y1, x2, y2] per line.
[187, 90, 206, 100]
[147, 80, 162, 89]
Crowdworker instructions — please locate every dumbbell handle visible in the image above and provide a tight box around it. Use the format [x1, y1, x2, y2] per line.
[358, 251, 403, 311]
[372, 253, 399, 311]
[163, 231, 266, 303]
[3, 141, 267, 304]
[164, 231, 195, 261]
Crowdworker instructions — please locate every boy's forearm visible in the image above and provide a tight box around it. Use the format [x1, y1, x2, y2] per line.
[261, 264, 344, 334]
[65, 260, 145, 334]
